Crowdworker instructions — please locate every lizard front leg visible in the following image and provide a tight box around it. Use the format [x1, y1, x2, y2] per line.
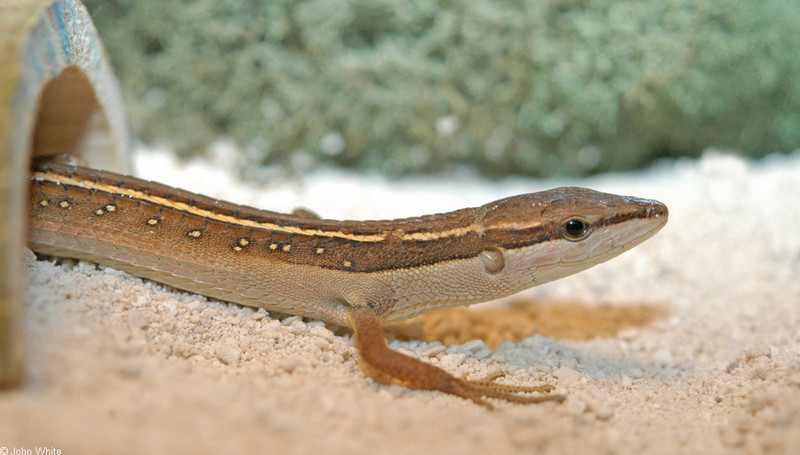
[346, 305, 565, 408]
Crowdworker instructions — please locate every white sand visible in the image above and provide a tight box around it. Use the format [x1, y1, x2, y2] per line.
[2, 148, 799, 454]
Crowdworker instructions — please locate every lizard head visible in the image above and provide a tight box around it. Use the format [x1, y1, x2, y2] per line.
[477, 187, 668, 289]
[381, 187, 667, 322]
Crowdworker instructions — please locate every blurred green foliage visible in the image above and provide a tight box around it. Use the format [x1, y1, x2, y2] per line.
[83, 0, 800, 176]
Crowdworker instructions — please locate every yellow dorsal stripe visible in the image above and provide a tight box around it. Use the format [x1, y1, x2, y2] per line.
[33, 171, 387, 242]
[401, 224, 483, 241]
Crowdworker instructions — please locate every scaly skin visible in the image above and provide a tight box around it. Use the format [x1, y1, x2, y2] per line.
[28, 161, 668, 405]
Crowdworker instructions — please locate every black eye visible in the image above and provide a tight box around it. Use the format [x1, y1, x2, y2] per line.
[562, 218, 591, 241]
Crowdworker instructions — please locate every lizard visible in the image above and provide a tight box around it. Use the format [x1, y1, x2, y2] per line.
[27, 159, 668, 406]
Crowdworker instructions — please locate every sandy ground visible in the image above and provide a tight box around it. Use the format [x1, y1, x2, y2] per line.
[1, 148, 799, 454]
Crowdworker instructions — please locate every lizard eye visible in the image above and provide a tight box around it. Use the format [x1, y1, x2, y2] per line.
[561, 218, 591, 241]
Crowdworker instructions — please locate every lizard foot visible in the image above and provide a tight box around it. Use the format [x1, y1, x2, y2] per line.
[348, 306, 565, 408]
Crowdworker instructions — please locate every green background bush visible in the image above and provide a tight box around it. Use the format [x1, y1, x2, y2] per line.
[84, 0, 800, 176]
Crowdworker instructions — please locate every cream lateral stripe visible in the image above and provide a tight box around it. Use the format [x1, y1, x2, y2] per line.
[401, 224, 483, 241]
[32, 171, 387, 242]
[483, 220, 544, 232]
[32, 170, 494, 243]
